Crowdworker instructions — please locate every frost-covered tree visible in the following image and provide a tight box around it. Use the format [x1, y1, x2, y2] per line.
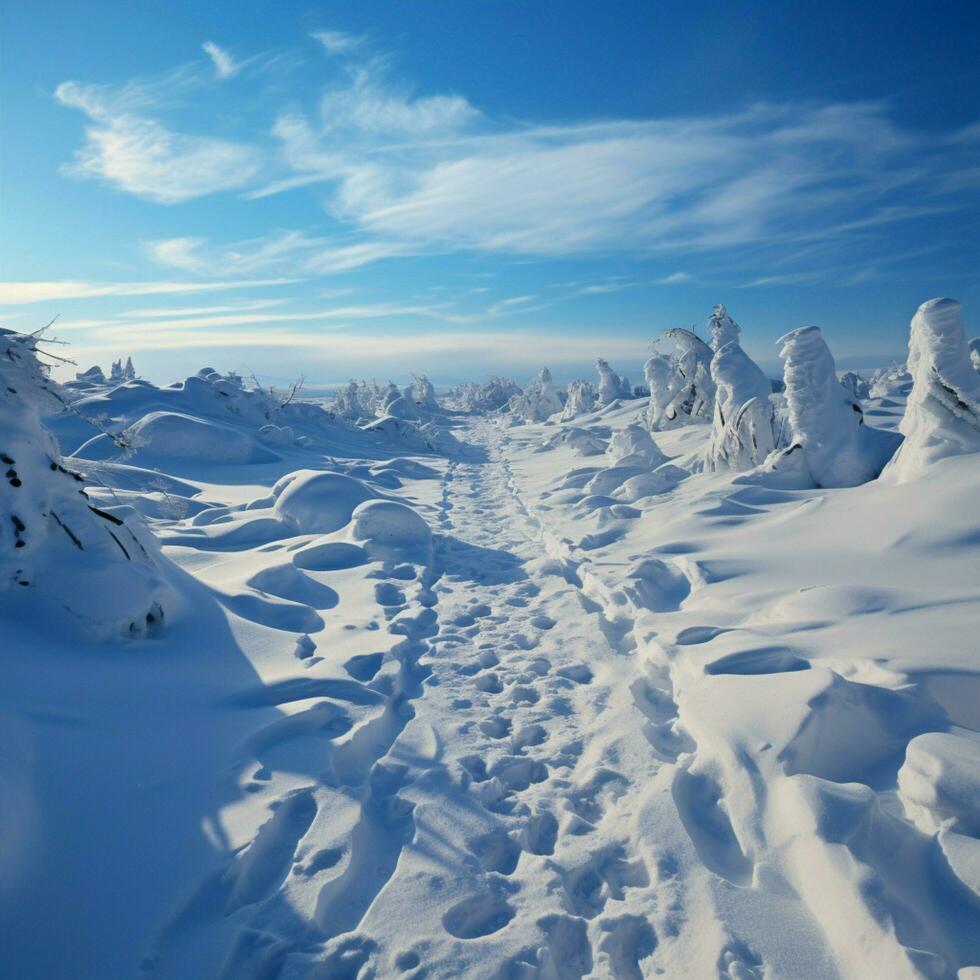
[334, 380, 368, 421]
[595, 359, 631, 406]
[561, 379, 598, 420]
[0, 328, 167, 634]
[883, 298, 980, 482]
[450, 377, 523, 414]
[869, 361, 912, 400]
[607, 423, 667, 468]
[706, 341, 775, 471]
[123, 356, 136, 381]
[405, 374, 439, 412]
[645, 328, 715, 429]
[508, 367, 564, 422]
[707, 304, 741, 352]
[839, 371, 870, 400]
[767, 326, 900, 487]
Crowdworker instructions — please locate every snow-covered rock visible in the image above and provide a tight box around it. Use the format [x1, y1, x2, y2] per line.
[766, 326, 900, 487]
[706, 341, 775, 471]
[560, 379, 598, 420]
[883, 298, 980, 483]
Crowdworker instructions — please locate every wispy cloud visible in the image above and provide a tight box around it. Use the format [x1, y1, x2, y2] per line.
[202, 41, 239, 79]
[55, 74, 261, 202]
[657, 272, 692, 285]
[0, 278, 296, 305]
[312, 29, 366, 55]
[123, 299, 288, 317]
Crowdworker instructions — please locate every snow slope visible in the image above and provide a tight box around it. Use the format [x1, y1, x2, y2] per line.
[1, 309, 978, 979]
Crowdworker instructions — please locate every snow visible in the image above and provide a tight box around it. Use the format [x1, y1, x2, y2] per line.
[2, 301, 979, 979]
[596, 358, 631, 406]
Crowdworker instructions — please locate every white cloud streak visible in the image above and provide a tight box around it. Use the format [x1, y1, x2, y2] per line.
[202, 41, 238, 79]
[0, 278, 296, 305]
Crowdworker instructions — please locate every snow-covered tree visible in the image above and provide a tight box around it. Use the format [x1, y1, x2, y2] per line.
[969, 337, 980, 373]
[561, 379, 598, 420]
[595, 359, 631, 406]
[0, 328, 167, 634]
[645, 328, 716, 429]
[405, 374, 439, 412]
[883, 298, 980, 482]
[767, 326, 900, 487]
[706, 341, 775, 471]
[607, 423, 667, 468]
[450, 377, 523, 414]
[508, 367, 563, 422]
[123, 356, 136, 381]
[707, 304, 741, 352]
[869, 362, 912, 400]
[334, 380, 368, 421]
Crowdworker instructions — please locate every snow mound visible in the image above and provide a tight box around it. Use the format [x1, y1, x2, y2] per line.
[348, 499, 432, 564]
[898, 731, 980, 836]
[273, 470, 376, 534]
[607, 423, 667, 467]
[115, 411, 277, 464]
[0, 329, 167, 636]
[767, 326, 900, 487]
[706, 341, 775, 471]
[883, 298, 980, 483]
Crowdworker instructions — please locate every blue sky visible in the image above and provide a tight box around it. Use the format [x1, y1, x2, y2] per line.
[2, 0, 978, 384]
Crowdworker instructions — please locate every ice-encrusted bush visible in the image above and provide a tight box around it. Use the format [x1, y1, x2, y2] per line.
[508, 368, 564, 422]
[595, 359, 631, 406]
[765, 326, 900, 487]
[883, 298, 980, 482]
[839, 371, 870, 400]
[450, 377, 523, 414]
[706, 341, 775, 471]
[405, 374, 439, 412]
[644, 328, 715, 429]
[561, 379, 598, 420]
[707, 304, 741, 352]
[0, 328, 167, 635]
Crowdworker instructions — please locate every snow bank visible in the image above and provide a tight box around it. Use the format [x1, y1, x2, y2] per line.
[706, 341, 775, 471]
[883, 298, 980, 483]
[0, 329, 167, 636]
[767, 326, 900, 487]
[273, 470, 376, 534]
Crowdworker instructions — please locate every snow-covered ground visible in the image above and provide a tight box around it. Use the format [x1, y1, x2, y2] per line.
[1, 303, 979, 979]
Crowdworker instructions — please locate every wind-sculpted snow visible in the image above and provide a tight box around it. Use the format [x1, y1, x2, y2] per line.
[645, 327, 716, 429]
[883, 297, 980, 483]
[766, 325, 900, 487]
[3, 311, 979, 979]
[706, 341, 775, 471]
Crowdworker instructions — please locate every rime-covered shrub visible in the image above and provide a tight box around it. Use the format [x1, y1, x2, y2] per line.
[561, 380, 598, 420]
[508, 368, 564, 422]
[596, 359, 632, 406]
[766, 326, 900, 487]
[707, 341, 775, 471]
[883, 298, 980, 482]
